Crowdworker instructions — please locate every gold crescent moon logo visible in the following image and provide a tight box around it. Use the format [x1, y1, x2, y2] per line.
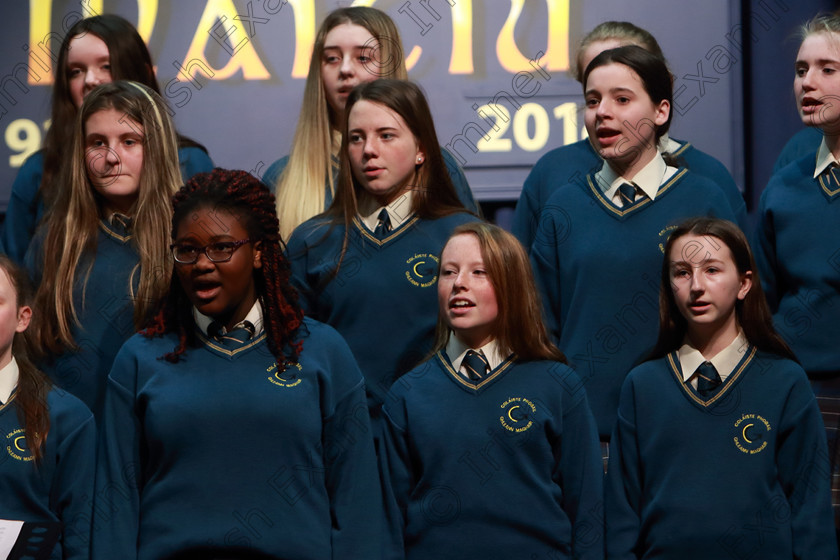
[742, 423, 754, 443]
[14, 436, 26, 452]
[413, 260, 426, 277]
[507, 405, 520, 422]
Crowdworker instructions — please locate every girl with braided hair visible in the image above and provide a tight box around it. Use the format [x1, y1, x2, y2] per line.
[93, 168, 382, 560]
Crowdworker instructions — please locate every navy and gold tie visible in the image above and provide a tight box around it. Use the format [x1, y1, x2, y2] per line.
[819, 164, 840, 198]
[374, 208, 391, 238]
[696, 361, 722, 397]
[462, 350, 489, 382]
[618, 183, 638, 208]
[208, 320, 255, 349]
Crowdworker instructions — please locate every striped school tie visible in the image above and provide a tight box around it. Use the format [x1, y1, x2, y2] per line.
[374, 208, 391, 238]
[462, 350, 489, 382]
[618, 183, 638, 208]
[208, 320, 255, 348]
[695, 361, 722, 397]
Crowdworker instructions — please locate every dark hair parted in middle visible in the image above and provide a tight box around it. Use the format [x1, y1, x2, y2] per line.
[651, 217, 796, 361]
[583, 45, 674, 141]
[146, 168, 304, 366]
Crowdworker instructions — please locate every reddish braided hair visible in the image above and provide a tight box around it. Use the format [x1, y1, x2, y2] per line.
[144, 168, 305, 368]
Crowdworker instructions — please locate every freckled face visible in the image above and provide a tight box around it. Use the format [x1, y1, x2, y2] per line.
[438, 234, 499, 348]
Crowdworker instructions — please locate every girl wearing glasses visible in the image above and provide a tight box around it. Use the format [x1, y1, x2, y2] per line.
[93, 168, 382, 559]
[26, 81, 181, 418]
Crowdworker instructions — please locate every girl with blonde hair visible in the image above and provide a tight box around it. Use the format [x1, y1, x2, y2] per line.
[27, 80, 182, 416]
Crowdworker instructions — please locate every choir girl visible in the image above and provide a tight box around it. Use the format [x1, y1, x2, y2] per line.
[27, 80, 182, 417]
[264, 6, 478, 240]
[286, 79, 480, 416]
[513, 21, 745, 250]
[93, 168, 381, 559]
[606, 217, 836, 559]
[753, 13, 840, 537]
[0, 254, 95, 560]
[2, 14, 212, 264]
[530, 45, 738, 444]
[382, 222, 602, 559]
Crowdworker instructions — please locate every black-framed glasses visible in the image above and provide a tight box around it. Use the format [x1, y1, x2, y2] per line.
[170, 239, 252, 264]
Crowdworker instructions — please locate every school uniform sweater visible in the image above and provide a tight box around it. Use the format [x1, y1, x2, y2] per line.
[772, 127, 823, 174]
[605, 348, 837, 559]
[530, 169, 738, 438]
[92, 318, 381, 560]
[753, 152, 840, 376]
[286, 211, 479, 411]
[381, 352, 603, 560]
[3, 146, 212, 265]
[0, 387, 95, 560]
[26, 219, 139, 418]
[513, 138, 746, 250]
[262, 148, 480, 214]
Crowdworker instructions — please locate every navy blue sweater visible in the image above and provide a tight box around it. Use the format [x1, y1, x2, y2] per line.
[382, 352, 603, 560]
[92, 318, 382, 560]
[606, 348, 837, 559]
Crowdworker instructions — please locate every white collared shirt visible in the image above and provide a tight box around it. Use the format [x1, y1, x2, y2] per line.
[445, 333, 510, 379]
[813, 137, 838, 178]
[0, 357, 20, 405]
[358, 190, 415, 232]
[678, 331, 749, 389]
[193, 300, 265, 338]
[658, 133, 682, 155]
[593, 153, 678, 206]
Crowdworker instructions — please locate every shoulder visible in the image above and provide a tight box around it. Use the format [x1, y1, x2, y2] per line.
[286, 215, 338, 252]
[386, 354, 445, 403]
[262, 155, 291, 189]
[47, 386, 94, 426]
[529, 141, 599, 179]
[11, 151, 45, 191]
[776, 127, 822, 169]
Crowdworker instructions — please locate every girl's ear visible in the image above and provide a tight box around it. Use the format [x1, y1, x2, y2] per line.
[737, 270, 753, 301]
[654, 99, 670, 127]
[252, 241, 263, 270]
[16, 305, 32, 333]
[415, 144, 426, 165]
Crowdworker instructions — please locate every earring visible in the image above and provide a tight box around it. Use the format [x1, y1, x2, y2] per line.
[416, 156, 424, 163]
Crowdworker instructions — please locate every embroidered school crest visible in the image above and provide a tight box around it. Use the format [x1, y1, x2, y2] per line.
[733, 413, 771, 455]
[267, 361, 303, 388]
[405, 253, 439, 288]
[499, 397, 536, 433]
[5, 428, 33, 461]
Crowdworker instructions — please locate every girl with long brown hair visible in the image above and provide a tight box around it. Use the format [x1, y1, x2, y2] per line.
[381, 222, 602, 559]
[606, 217, 836, 559]
[286, 79, 479, 417]
[27, 80, 181, 417]
[3, 14, 212, 264]
[264, 6, 477, 240]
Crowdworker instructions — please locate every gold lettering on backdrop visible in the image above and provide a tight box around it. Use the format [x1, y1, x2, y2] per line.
[496, 0, 568, 72]
[288, 0, 316, 78]
[449, 0, 473, 74]
[182, 0, 270, 80]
